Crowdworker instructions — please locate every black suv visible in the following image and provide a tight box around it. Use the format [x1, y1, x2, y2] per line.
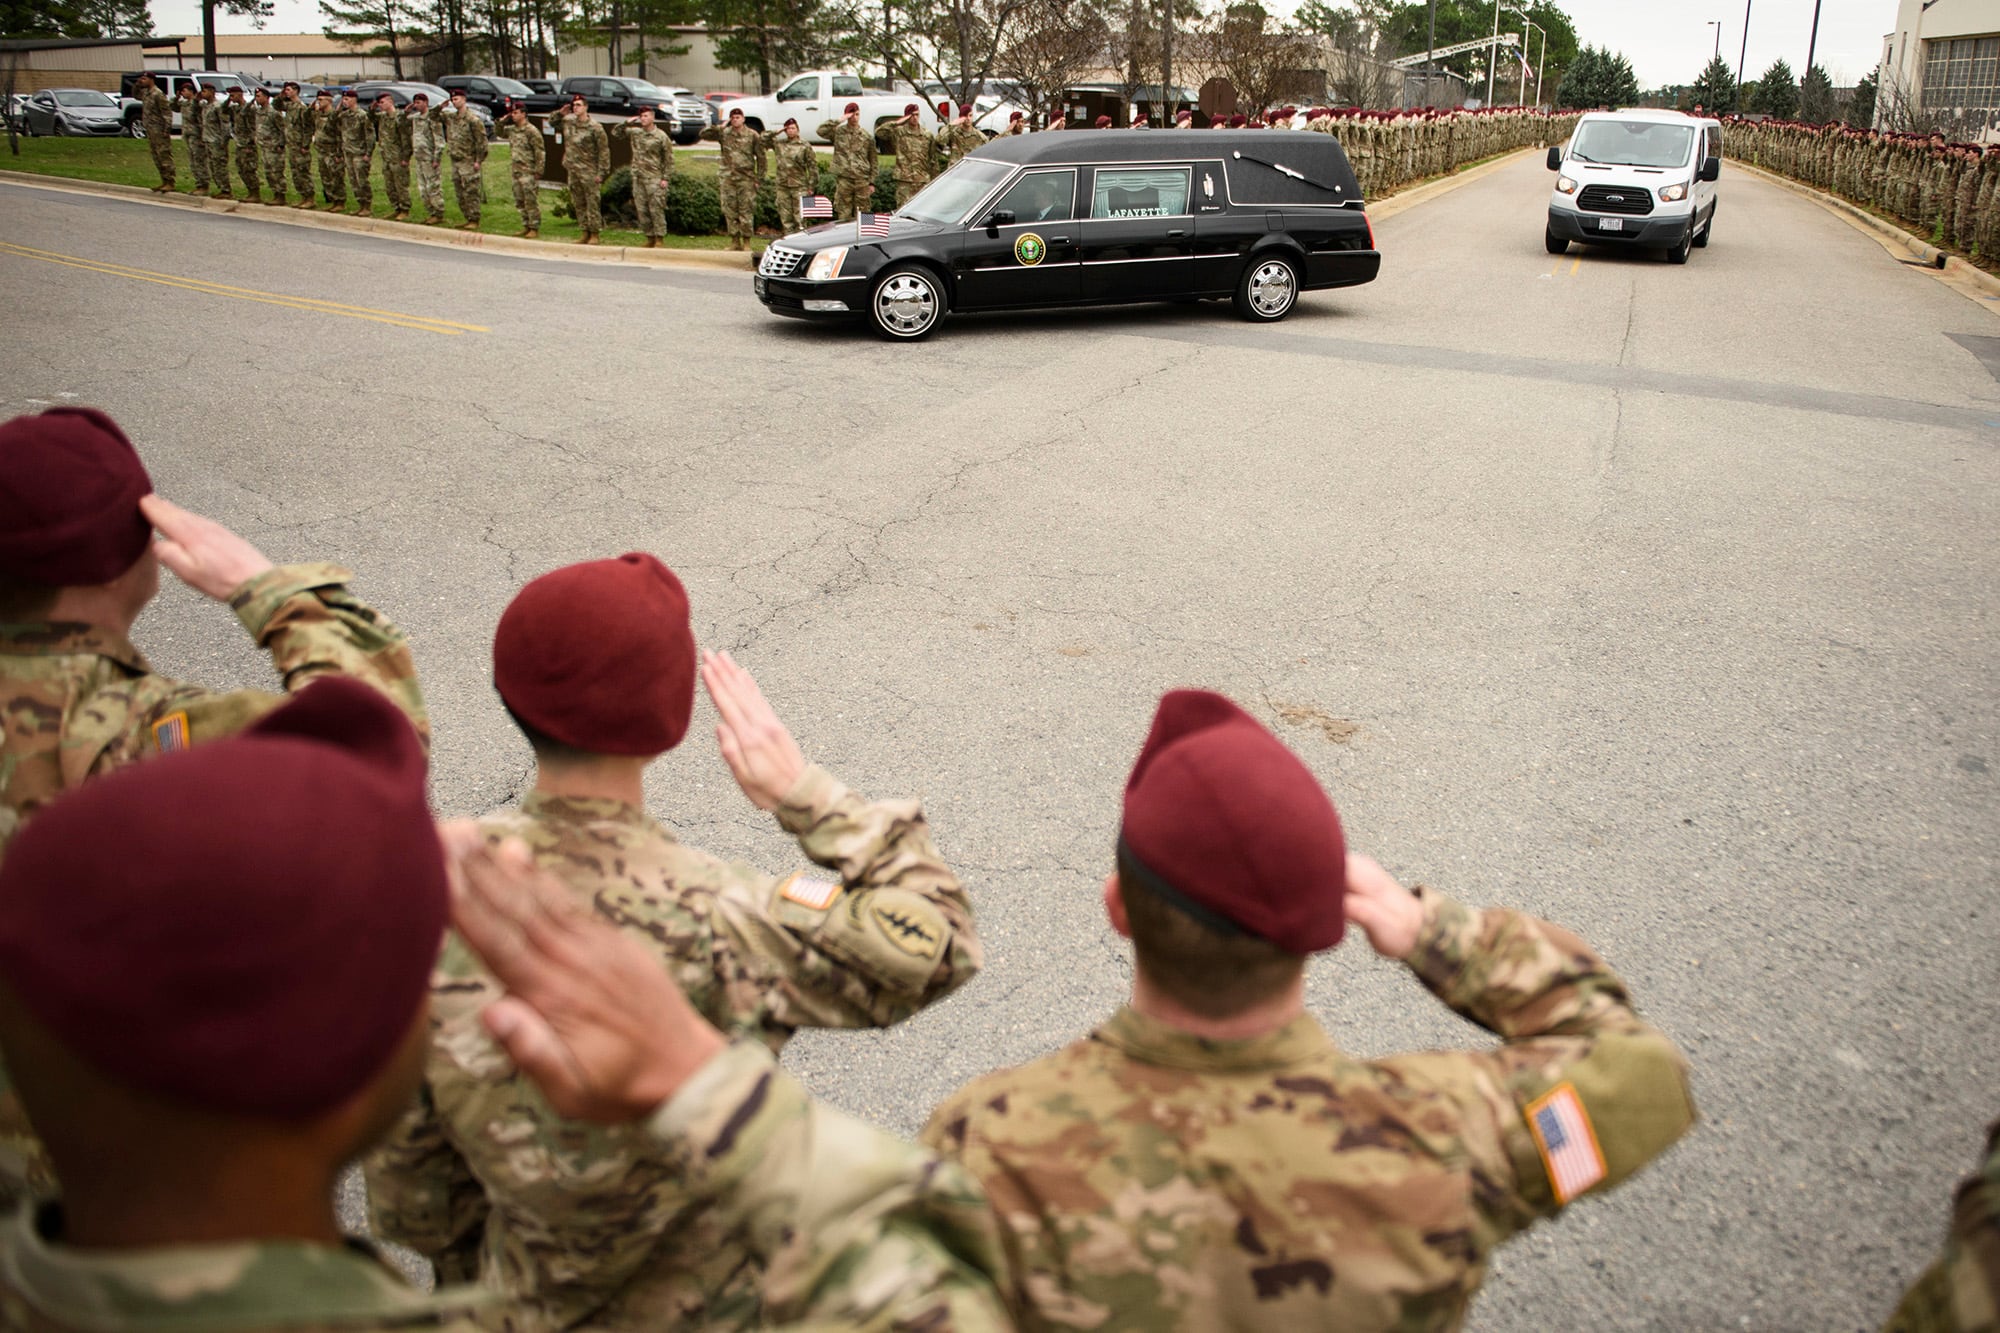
[755, 129, 1380, 339]
[555, 76, 706, 143]
[435, 74, 541, 121]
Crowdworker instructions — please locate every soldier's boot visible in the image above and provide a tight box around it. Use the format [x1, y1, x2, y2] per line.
[151, 182, 170, 193]
[456, 220, 477, 231]
[210, 187, 229, 199]
[644, 236, 659, 248]
[522, 227, 538, 239]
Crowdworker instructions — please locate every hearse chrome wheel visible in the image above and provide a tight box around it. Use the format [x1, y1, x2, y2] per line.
[871, 266, 944, 340]
[1235, 255, 1299, 323]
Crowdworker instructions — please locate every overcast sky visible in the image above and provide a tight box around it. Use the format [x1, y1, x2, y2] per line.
[147, 0, 1897, 91]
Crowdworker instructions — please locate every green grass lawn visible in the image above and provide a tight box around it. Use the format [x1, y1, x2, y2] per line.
[0, 134, 757, 251]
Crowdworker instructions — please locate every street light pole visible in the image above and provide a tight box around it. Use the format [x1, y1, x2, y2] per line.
[1706, 20, 1720, 59]
[1485, 0, 1500, 106]
[1736, 0, 1753, 94]
[1424, 0, 1437, 108]
[1805, 0, 1823, 76]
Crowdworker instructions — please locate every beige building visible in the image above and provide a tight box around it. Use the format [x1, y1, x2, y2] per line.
[554, 27, 757, 92]
[142, 33, 401, 84]
[1879, 0, 2000, 132]
[1, 36, 179, 93]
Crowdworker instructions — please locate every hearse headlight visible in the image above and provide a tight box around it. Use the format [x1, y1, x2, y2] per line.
[1659, 181, 1690, 202]
[1556, 175, 1578, 194]
[806, 247, 849, 280]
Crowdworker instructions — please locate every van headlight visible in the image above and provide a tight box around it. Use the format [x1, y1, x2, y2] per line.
[1556, 175, 1578, 194]
[1659, 181, 1689, 202]
[806, 247, 849, 281]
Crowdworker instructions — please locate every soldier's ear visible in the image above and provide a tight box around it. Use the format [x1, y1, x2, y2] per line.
[1104, 873, 1132, 938]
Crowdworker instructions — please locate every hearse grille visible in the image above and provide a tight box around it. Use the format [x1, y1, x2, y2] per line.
[1577, 185, 1653, 216]
[759, 244, 807, 278]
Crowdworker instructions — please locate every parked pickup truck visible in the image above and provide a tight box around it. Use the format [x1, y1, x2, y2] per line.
[725, 71, 942, 142]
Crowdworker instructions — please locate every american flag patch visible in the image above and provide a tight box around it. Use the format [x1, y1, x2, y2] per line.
[800, 193, 833, 219]
[1527, 1082, 1607, 1204]
[151, 711, 190, 753]
[857, 211, 894, 238]
[779, 873, 841, 911]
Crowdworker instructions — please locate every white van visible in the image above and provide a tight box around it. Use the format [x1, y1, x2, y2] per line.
[1545, 109, 1721, 263]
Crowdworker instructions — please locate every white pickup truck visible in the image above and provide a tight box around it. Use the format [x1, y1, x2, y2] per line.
[725, 71, 944, 142]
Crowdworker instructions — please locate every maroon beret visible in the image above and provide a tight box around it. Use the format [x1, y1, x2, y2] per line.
[1094, 114, 1113, 128]
[493, 553, 696, 756]
[783, 116, 797, 128]
[958, 102, 973, 117]
[1120, 690, 1346, 954]
[845, 101, 860, 114]
[1229, 114, 1247, 127]
[904, 102, 919, 116]
[1009, 110, 1024, 122]
[0, 679, 441, 1119]
[0, 407, 153, 586]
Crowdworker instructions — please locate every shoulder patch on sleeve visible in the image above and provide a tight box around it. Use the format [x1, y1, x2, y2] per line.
[779, 873, 841, 912]
[869, 895, 944, 960]
[150, 711, 190, 753]
[1526, 1082, 1607, 1204]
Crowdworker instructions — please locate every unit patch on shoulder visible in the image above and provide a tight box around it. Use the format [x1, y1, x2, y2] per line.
[1526, 1082, 1607, 1205]
[779, 873, 841, 912]
[870, 898, 943, 959]
[151, 712, 191, 753]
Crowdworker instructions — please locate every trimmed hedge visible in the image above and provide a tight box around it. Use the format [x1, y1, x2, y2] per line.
[564, 163, 903, 236]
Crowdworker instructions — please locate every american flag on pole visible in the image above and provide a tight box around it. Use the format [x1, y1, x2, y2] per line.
[800, 193, 833, 219]
[1526, 1083, 1607, 1205]
[857, 211, 894, 238]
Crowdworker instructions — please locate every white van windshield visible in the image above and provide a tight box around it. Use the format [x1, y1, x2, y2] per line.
[1570, 121, 1695, 168]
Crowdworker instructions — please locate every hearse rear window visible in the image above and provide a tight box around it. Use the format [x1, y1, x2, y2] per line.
[1091, 167, 1191, 219]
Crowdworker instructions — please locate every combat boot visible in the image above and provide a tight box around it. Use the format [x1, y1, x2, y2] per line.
[392, 209, 408, 221]
[644, 236, 659, 248]
[522, 227, 538, 239]
[150, 184, 170, 194]
[456, 221, 477, 231]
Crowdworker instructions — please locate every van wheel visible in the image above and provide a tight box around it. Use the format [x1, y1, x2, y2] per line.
[870, 264, 946, 340]
[1693, 207, 1713, 248]
[1666, 226, 1692, 265]
[1545, 227, 1567, 255]
[1234, 254, 1299, 322]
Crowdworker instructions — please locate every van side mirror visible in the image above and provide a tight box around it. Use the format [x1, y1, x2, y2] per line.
[1699, 155, 1721, 182]
[1546, 144, 1562, 171]
[983, 208, 1015, 230]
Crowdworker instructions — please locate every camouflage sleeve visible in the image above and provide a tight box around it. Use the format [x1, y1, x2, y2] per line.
[706, 764, 980, 1033]
[1884, 1119, 2000, 1333]
[225, 562, 430, 748]
[361, 1082, 489, 1285]
[816, 120, 839, 140]
[699, 123, 723, 142]
[1392, 888, 1697, 1247]
[645, 1042, 1014, 1332]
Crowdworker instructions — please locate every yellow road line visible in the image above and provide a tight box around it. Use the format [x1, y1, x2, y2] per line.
[1570, 256, 1582, 276]
[0, 242, 486, 335]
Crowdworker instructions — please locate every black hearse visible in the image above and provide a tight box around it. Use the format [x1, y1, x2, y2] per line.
[754, 129, 1381, 339]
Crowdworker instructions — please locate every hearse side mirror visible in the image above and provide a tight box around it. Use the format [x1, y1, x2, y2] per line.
[1546, 144, 1562, 170]
[1699, 155, 1721, 182]
[983, 208, 1015, 230]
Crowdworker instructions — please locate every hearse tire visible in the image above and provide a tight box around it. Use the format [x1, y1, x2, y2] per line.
[869, 264, 946, 340]
[1234, 253, 1299, 323]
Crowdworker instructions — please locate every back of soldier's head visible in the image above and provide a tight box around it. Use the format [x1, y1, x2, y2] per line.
[1115, 690, 1347, 1017]
[0, 407, 155, 622]
[493, 553, 697, 764]
[0, 680, 445, 1194]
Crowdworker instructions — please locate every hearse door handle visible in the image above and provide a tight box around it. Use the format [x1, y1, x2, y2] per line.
[1051, 235, 1069, 243]
[1167, 228, 1186, 237]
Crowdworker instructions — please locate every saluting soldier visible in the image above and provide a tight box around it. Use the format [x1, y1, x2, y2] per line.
[225, 87, 263, 201]
[922, 690, 1698, 1332]
[877, 102, 936, 207]
[334, 88, 376, 215]
[501, 101, 544, 238]
[134, 74, 174, 193]
[815, 101, 878, 222]
[279, 82, 314, 208]
[309, 89, 346, 210]
[407, 90, 446, 223]
[364, 555, 983, 1331]
[435, 87, 488, 231]
[174, 83, 209, 194]
[760, 115, 817, 234]
[199, 85, 230, 198]
[611, 104, 674, 246]
[548, 93, 608, 243]
[936, 102, 984, 168]
[250, 86, 287, 205]
[701, 104, 764, 250]
[372, 91, 412, 221]
[996, 109, 1029, 136]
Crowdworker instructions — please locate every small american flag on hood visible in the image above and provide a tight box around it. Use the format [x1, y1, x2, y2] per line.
[800, 193, 833, 219]
[857, 211, 894, 238]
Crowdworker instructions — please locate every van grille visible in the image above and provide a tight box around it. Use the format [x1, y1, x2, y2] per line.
[1578, 185, 1653, 216]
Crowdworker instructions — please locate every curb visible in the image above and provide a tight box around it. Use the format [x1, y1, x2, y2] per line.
[1368, 147, 1540, 223]
[1731, 160, 2000, 310]
[0, 169, 759, 273]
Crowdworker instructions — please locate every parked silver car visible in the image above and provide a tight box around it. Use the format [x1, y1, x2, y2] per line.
[20, 88, 126, 137]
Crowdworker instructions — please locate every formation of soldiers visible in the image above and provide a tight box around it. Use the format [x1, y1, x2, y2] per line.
[0, 403, 1991, 1330]
[133, 75, 492, 229]
[1724, 115, 2000, 263]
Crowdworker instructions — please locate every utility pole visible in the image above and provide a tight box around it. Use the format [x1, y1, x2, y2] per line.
[1485, 0, 1499, 106]
[1736, 0, 1752, 94]
[1425, 0, 1437, 107]
[1805, 0, 1822, 75]
[1707, 20, 1720, 59]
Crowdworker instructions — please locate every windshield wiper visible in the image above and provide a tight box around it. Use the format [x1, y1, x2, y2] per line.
[1569, 150, 1596, 163]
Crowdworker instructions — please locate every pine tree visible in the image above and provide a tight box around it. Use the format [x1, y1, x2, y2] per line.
[1800, 64, 1836, 124]
[1688, 53, 1736, 114]
[1555, 43, 1602, 108]
[1849, 65, 1878, 128]
[1752, 57, 1796, 117]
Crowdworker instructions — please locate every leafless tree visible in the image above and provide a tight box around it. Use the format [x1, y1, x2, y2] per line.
[1198, 1, 1315, 115]
[999, 0, 1112, 122]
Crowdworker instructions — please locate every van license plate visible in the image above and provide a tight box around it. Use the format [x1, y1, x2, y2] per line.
[1596, 217, 1624, 232]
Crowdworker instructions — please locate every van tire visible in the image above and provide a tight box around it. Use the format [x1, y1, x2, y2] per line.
[1667, 226, 1692, 265]
[1693, 206, 1712, 248]
[1234, 253, 1300, 322]
[1545, 228, 1567, 255]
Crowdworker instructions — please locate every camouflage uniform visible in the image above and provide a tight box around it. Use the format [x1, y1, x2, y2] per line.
[550, 110, 607, 234]
[437, 102, 488, 225]
[923, 887, 1697, 1332]
[761, 130, 817, 232]
[251, 98, 287, 203]
[877, 118, 936, 207]
[282, 94, 315, 204]
[310, 100, 346, 208]
[174, 90, 208, 191]
[816, 116, 878, 221]
[199, 95, 231, 198]
[701, 121, 765, 246]
[336, 102, 377, 212]
[139, 86, 173, 189]
[375, 105, 413, 218]
[935, 119, 985, 171]
[410, 104, 446, 220]
[0, 565, 428, 858]
[364, 764, 983, 1331]
[613, 120, 675, 238]
[1885, 1118, 2000, 1332]
[225, 97, 260, 199]
[503, 115, 545, 230]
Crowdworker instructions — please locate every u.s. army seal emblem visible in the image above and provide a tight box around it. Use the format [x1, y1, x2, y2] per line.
[1014, 232, 1047, 266]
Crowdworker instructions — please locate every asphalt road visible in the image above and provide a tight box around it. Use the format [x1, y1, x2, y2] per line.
[2, 153, 1996, 1331]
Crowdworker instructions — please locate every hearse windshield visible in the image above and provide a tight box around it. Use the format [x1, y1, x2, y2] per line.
[900, 160, 1012, 223]
[1569, 121, 1695, 169]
